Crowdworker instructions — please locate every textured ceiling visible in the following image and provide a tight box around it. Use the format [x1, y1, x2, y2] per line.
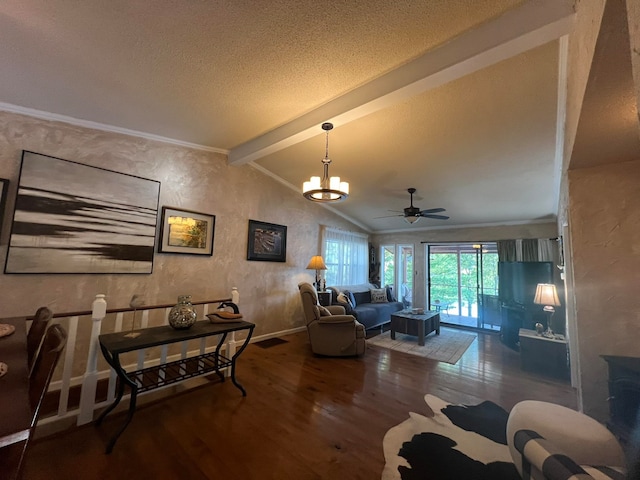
[0, 0, 579, 233]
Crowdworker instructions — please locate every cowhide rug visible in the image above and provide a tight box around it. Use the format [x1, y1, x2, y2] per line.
[382, 394, 520, 480]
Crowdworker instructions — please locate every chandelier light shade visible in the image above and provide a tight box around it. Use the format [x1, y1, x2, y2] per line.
[302, 122, 349, 202]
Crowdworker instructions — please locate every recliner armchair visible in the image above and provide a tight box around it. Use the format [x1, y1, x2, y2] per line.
[298, 282, 366, 356]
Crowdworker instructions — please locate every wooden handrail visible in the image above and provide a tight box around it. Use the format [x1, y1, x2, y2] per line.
[16, 297, 234, 320]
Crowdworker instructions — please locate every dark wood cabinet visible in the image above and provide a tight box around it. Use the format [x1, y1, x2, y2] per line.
[519, 328, 569, 381]
[602, 355, 640, 443]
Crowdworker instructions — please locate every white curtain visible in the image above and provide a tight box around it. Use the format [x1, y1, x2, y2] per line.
[537, 238, 556, 262]
[321, 226, 368, 286]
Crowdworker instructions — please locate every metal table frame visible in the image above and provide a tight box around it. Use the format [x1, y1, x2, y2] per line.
[96, 319, 254, 453]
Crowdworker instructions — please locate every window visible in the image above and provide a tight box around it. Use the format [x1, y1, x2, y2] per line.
[322, 227, 368, 286]
[381, 244, 413, 306]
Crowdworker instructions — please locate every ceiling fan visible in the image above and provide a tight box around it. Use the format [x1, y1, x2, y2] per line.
[376, 188, 449, 224]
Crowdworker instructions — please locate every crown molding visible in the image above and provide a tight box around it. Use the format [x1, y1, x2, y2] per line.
[0, 102, 228, 154]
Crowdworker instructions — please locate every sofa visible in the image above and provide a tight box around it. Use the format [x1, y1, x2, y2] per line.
[327, 283, 404, 330]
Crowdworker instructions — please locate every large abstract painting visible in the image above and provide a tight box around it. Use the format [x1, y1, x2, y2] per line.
[4, 151, 161, 274]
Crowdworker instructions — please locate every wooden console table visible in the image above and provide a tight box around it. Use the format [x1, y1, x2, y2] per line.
[96, 319, 255, 453]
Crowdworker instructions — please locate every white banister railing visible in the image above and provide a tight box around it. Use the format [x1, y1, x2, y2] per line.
[76, 295, 107, 425]
[17, 288, 241, 429]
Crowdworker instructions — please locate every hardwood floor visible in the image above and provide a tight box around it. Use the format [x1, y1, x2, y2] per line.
[22, 330, 576, 480]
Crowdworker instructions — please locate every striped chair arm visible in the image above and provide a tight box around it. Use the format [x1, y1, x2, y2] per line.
[514, 429, 626, 480]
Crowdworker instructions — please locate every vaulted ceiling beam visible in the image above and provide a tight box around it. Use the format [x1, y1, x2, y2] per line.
[228, 0, 574, 165]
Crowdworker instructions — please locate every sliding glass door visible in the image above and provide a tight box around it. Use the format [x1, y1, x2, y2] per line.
[427, 243, 499, 330]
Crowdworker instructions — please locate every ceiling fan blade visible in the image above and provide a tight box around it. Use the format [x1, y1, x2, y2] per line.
[373, 214, 403, 219]
[420, 208, 446, 215]
[387, 209, 404, 213]
[421, 214, 449, 220]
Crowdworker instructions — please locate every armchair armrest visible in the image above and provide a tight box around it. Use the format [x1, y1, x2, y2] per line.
[514, 430, 625, 480]
[317, 315, 356, 325]
[326, 305, 345, 315]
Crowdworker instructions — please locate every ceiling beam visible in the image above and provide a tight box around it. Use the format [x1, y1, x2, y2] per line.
[228, 0, 575, 165]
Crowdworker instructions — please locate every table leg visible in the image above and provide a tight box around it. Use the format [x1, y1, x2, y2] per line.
[418, 321, 425, 346]
[95, 345, 124, 426]
[95, 375, 125, 426]
[229, 326, 254, 396]
[94, 348, 139, 454]
[390, 330, 396, 340]
[105, 383, 138, 454]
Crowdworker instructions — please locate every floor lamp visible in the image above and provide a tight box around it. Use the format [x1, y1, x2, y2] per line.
[533, 283, 561, 337]
[306, 255, 327, 291]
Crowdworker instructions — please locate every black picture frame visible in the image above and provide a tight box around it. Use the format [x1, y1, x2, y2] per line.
[0, 178, 8, 237]
[158, 206, 215, 256]
[4, 151, 160, 274]
[247, 220, 287, 262]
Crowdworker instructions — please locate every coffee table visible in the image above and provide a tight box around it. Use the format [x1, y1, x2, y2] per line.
[390, 311, 440, 346]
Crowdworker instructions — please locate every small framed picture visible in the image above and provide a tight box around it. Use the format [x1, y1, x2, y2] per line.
[247, 220, 287, 262]
[158, 206, 215, 256]
[0, 178, 8, 237]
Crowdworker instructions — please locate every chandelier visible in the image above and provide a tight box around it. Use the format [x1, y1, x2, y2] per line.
[302, 122, 349, 202]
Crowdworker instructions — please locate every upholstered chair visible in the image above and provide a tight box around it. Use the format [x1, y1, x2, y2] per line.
[507, 400, 626, 479]
[298, 282, 366, 356]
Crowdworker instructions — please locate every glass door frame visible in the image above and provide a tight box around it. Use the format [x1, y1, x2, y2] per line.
[426, 242, 499, 331]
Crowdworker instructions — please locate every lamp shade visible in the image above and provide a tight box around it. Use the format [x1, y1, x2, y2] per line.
[533, 283, 560, 307]
[306, 256, 327, 270]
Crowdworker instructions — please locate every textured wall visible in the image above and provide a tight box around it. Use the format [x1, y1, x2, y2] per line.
[569, 159, 640, 421]
[0, 110, 362, 340]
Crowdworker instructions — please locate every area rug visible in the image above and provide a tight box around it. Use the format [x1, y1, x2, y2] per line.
[367, 328, 476, 364]
[382, 394, 519, 480]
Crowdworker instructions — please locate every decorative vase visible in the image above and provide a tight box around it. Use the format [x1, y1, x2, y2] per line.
[535, 322, 544, 334]
[168, 295, 197, 330]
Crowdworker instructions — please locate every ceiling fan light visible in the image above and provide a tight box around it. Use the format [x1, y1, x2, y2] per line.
[404, 215, 420, 224]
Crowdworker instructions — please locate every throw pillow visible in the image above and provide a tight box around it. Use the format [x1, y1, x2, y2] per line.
[344, 290, 357, 307]
[318, 306, 332, 316]
[336, 292, 355, 315]
[370, 288, 388, 303]
[385, 285, 397, 302]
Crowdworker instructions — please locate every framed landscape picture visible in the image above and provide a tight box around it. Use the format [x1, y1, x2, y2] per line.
[158, 206, 215, 255]
[4, 151, 160, 274]
[247, 220, 287, 262]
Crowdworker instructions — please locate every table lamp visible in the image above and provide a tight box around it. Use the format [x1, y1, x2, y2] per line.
[306, 255, 327, 291]
[533, 283, 561, 336]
